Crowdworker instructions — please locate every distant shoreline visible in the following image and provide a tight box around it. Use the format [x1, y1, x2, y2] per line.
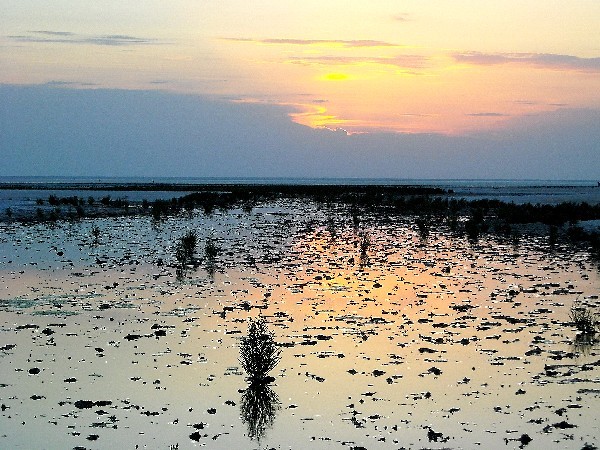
[0, 176, 598, 189]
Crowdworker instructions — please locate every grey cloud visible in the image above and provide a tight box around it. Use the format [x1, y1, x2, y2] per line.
[288, 55, 430, 69]
[1, 84, 598, 180]
[45, 80, 98, 87]
[454, 52, 600, 72]
[31, 30, 75, 37]
[466, 112, 510, 117]
[9, 30, 164, 46]
[222, 37, 401, 48]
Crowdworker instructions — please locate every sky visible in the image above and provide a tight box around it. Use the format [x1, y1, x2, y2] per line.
[1, 1, 599, 179]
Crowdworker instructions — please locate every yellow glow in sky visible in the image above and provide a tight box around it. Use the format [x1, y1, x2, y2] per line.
[1, 0, 599, 134]
[322, 73, 349, 81]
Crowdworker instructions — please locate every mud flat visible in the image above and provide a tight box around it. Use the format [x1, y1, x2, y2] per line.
[1, 198, 599, 449]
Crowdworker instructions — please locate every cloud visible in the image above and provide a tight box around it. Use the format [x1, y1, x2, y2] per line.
[45, 80, 98, 87]
[392, 13, 411, 22]
[1, 85, 599, 180]
[466, 112, 510, 117]
[8, 30, 164, 46]
[221, 37, 401, 48]
[32, 30, 74, 37]
[287, 55, 431, 70]
[453, 52, 600, 72]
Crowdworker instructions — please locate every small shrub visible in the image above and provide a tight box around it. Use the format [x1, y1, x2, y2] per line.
[416, 217, 430, 239]
[151, 199, 170, 220]
[91, 225, 101, 243]
[359, 233, 371, 257]
[570, 305, 598, 335]
[48, 195, 59, 206]
[48, 208, 60, 221]
[239, 317, 281, 385]
[204, 237, 219, 260]
[175, 230, 198, 267]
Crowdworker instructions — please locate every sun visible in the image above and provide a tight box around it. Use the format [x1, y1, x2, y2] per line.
[322, 73, 349, 81]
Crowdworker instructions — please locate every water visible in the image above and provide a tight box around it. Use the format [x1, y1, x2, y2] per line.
[1, 198, 599, 449]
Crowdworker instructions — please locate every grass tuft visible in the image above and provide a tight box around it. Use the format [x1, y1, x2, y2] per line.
[239, 317, 281, 385]
[175, 230, 198, 267]
[569, 305, 598, 335]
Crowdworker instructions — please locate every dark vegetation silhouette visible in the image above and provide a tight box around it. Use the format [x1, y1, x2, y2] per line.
[240, 381, 281, 442]
[238, 317, 282, 442]
[1, 184, 599, 258]
[358, 232, 371, 267]
[203, 236, 220, 279]
[175, 230, 198, 266]
[174, 230, 198, 280]
[570, 304, 598, 335]
[239, 317, 281, 385]
[90, 225, 101, 245]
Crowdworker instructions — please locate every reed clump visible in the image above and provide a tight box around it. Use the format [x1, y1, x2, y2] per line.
[175, 230, 198, 267]
[569, 305, 598, 335]
[239, 317, 281, 385]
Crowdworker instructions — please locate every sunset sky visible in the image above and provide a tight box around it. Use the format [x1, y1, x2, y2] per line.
[1, 1, 599, 178]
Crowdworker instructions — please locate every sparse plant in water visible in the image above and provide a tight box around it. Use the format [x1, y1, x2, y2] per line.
[48, 195, 59, 206]
[175, 230, 198, 267]
[49, 207, 60, 221]
[204, 237, 219, 260]
[91, 225, 101, 244]
[416, 217, 430, 239]
[351, 204, 360, 228]
[203, 237, 219, 279]
[570, 305, 598, 335]
[358, 232, 371, 267]
[239, 317, 281, 385]
[326, 216, 337, 239]
[359, 232, 371, 257]
[548, 224, 558, 248]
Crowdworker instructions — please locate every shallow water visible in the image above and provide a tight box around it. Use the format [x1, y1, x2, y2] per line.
[1, 201, 599, 449]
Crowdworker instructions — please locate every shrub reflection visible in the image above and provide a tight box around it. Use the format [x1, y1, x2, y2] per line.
[240, 382, 281, 442]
